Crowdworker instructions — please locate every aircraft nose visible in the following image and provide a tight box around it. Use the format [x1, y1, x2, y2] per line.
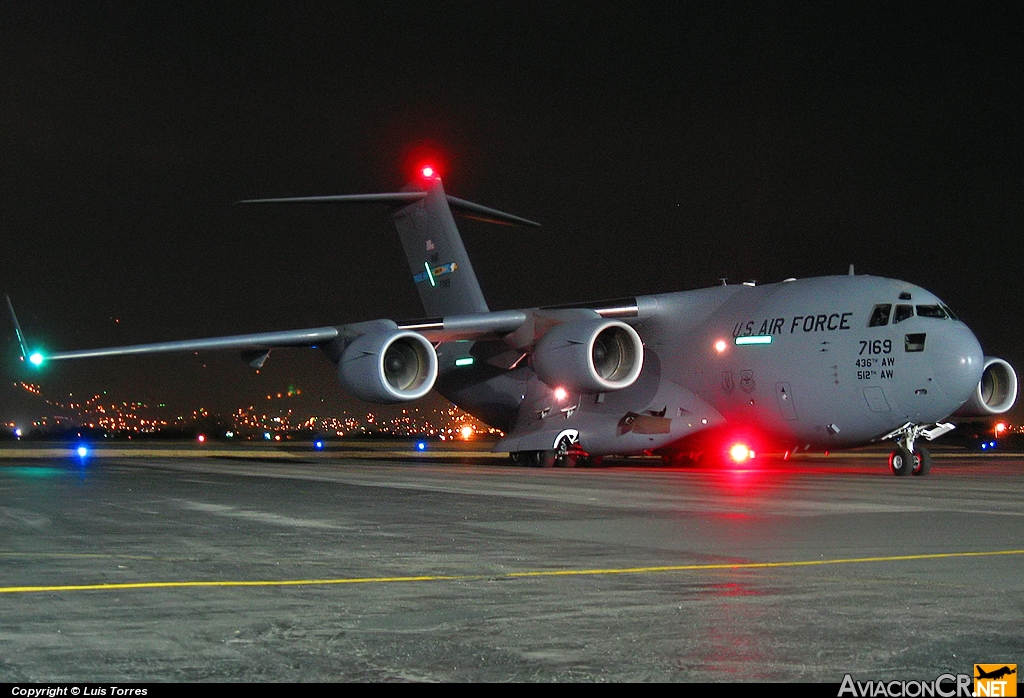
[928, 322, 984, 405]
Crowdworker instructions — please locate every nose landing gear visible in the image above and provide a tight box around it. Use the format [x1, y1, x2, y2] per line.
[883, 422, 952, 476]
[888, 444, 931, 476]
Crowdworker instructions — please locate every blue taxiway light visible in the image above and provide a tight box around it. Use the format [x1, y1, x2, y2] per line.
[415, 440, 427, 451]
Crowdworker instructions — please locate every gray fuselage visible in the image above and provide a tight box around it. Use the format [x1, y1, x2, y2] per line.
[436, 275, 983, 456]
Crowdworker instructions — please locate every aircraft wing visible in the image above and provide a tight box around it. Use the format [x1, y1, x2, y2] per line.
[40, 327, 342, 361]
[11, 301, 528, 365]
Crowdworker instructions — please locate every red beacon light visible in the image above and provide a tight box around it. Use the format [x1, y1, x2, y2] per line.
[729, 443, 755, 463]
[420, 165, 438, 180]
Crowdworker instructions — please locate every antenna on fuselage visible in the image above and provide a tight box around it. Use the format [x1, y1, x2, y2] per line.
[848, 264, 855, 276]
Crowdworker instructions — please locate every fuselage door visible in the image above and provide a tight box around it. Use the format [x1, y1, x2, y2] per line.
[863, 386, 891, 413]
[775, 382, 798, 421]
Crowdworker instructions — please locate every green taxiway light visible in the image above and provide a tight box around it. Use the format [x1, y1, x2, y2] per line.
[454, 357, 475, 367]
[734, 335, 773, 346]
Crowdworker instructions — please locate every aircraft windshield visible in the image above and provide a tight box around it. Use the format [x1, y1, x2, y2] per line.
[916, 305, 948, 319]
[893, 305, 914, 323]
[868, 304, 892, 327]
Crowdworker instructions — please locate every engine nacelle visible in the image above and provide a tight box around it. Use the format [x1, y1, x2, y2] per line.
[337, 330, 438, 403]
[532, 319, 644, 393]
[954, 356, 1018, 416]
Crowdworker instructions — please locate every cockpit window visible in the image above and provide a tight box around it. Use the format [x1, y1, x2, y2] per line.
[868, 304, 892, 327]
[916, 305, 947, 319]
[942, 305, 959, 321]
[893, 305, 914, 323]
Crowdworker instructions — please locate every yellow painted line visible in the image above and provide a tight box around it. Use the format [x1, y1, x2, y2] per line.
[2, 549, 1022, 594]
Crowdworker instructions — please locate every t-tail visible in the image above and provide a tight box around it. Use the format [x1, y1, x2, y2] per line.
[239, 171, 540, 317]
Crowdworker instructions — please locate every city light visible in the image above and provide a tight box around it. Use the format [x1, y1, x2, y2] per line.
[12, 381, 505, 441]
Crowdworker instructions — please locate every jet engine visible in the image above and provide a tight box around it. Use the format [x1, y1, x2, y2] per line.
[954, 356, 1018, 416]
[532, 319, 644, 393]
[337, 330, 438, 403]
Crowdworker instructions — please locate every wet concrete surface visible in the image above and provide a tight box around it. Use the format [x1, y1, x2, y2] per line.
[1, 444, 1022, 681]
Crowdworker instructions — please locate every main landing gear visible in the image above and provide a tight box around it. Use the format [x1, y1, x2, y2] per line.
[509, 432, 597, 468]
[883, 422, 953, 477]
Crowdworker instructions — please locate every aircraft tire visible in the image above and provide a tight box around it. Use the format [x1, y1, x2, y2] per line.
[533, 450, 557, 468]
[889, 446, 913, 476]
[911, 447, 932, 476]
[553, 435, 578, 468]
[509, 451, 530, 466]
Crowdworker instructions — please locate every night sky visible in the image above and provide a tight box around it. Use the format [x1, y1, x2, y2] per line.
[2, 4, 1022, 422]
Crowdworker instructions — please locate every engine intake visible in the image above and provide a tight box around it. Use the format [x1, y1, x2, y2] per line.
[955, 356, 1018, 416]
[533, 319, 644, 393]
[337, 330, 438, 403]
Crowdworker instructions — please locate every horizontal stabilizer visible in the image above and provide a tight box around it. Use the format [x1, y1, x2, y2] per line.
[445, 196, 540, 227]
[238, 192, 427, 206]
[238, 192, 540, 228]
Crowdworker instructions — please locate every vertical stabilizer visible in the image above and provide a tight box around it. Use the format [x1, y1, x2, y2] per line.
[393, 178, 489, 317]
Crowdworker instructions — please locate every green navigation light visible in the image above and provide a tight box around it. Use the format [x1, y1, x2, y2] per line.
[28, 352, 44, 366]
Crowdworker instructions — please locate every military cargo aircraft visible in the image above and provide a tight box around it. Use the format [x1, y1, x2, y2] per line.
[8, 168, 1018, 474]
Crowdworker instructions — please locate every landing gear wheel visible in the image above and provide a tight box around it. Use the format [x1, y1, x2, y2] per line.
[911, 446, 931, 476]
[889, 445, 913, 476]
[533, 450, 557, 468]
[553, 435, 578, 468]
[509, 451, 530, 466]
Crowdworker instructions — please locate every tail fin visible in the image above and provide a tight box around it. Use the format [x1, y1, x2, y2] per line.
[239, 176, 540, 317]
[394, 178, 490, 316]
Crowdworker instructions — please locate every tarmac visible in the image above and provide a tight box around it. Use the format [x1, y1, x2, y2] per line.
[1, 440, 1022, 682]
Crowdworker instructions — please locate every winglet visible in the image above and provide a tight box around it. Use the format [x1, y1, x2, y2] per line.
[5, 295, 29, 361]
